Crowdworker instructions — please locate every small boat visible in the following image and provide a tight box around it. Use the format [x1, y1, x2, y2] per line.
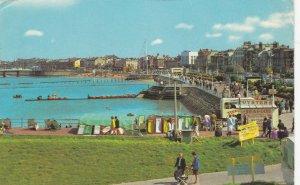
[127, 113, 135, 116]
[13, 95, 22, 99]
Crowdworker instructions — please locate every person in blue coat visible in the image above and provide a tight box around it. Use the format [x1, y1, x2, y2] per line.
[191, 151, 200, 184]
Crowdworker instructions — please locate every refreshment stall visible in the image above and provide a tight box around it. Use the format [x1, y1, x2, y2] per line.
[220, 97, 278, 129]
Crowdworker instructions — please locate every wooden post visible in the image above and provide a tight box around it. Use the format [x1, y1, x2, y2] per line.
[251, 156, 255, 182]
[232, 158, 235, 184]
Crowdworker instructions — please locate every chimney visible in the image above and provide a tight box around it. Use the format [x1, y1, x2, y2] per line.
[273, 42, 278, 48]
[259, 42, 262, 50]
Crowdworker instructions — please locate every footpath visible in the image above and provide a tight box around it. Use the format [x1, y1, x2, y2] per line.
[116, 113, 293, 185]
[115, 164, 284, 185]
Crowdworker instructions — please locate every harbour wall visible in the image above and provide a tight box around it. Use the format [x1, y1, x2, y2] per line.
[180, 87, 221, 117]
[154, 75, 221, 116]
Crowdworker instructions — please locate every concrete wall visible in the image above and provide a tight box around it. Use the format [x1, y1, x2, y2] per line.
[180, 87, 221, 117]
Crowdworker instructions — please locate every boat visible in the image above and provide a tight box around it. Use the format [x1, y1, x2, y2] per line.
[13, 95, 22, 99]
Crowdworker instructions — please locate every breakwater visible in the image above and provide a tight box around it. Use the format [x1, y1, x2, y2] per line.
[180, 87, 221, 117]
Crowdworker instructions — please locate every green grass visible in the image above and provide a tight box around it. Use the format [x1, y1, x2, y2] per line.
[0, 135, 281, 185]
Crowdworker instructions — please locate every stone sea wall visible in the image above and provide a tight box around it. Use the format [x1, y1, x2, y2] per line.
[180, 87, 221, 117]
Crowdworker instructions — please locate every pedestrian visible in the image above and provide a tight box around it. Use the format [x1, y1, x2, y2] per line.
[266, 117, 272, 138]
[289, 98, 294, 113]
[284, 100, 289, 114]
[279, 100, 285, 115]
[262, 118, 268, 137]
[277, 119, 284, 131]
[192, 116, 199, 136]
[115, 116, 120, 135]
[191, 151, 200, 184]
[226, 114, 234, 136]
[236, 92, 241, 98]
[174, 153, 186, 172]
[110, 116, 116, 135]
[203, 113, 211, 131]
[243, 90, 247, 97]
[278, 127, 289, 144]
[275, 98, 280, 108]
[211, 111, 217, 131]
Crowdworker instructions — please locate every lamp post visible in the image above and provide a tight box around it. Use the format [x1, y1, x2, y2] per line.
[246, 79, 249, 97]
[168, 73, 171, 86]
[174, 80, 178, 135]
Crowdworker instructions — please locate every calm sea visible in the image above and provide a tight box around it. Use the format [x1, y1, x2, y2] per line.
[0, 77, 191, 127]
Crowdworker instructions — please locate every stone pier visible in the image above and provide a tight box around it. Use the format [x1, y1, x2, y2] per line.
[180, 87, 221, 117]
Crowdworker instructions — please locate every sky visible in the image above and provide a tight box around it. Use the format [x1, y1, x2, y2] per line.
[0, 0, 295, 61]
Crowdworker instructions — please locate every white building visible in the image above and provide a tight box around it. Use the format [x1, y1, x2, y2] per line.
[181, 51, 198, 65]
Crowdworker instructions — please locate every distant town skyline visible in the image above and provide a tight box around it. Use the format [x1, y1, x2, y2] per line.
[0, 0, 295, 61]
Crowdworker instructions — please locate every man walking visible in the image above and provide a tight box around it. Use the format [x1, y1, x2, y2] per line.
[211, 111, 217, 131]
[191, 151, 200, 184]
[115, 116, 120, 135]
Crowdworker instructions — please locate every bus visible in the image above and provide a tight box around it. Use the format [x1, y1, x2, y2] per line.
[171, 67, 184, 75]
[220, 97, 278, 128]
[281, 136, 294, 185]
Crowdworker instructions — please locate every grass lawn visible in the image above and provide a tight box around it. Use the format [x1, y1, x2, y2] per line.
[0, 135, 281, 185]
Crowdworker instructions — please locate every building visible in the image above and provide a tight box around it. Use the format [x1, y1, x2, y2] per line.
[196, 49, 217, 74]
[257, 48, 273, 75]
[210, 50, 232, 75]
[124, 59, 139, 72]
[180, 51, 198, 65]
[272, 45, 294, 75]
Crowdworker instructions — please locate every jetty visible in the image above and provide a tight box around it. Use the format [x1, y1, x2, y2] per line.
[25, 94, 137, 101]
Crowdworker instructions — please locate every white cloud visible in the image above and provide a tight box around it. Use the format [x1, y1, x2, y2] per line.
[15, 0, 76, 7]
[213, 23, 254, 33]
[151, 38, 163, 46]
[211, 11, 293, 33]
[245, 16, 260, 25]
[175, 23, 194, 30]
[24, 29, 44, 37]
[260, 11, 294, 29]
[205, 33, 222, 38]
[259, 33, 274, 40]
[228, 35, 242, 42]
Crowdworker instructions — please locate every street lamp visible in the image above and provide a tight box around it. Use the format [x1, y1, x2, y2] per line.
[174, 80, 178, 135]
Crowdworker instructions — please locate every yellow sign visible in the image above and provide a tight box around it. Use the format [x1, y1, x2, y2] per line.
[238, 121, 259, 146]
[249, 78, 260, 83]
[74, 59, 81, 68]
[268, 89, 277, 94]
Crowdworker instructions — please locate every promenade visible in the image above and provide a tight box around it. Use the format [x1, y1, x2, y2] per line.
[115, 112, 293, 185]
[116, 164, 285, 185]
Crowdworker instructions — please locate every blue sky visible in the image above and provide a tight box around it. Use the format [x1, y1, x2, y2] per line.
[0, 0, 295, 61]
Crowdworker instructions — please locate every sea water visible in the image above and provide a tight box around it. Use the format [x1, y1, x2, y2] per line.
[0, 77, 191, 127]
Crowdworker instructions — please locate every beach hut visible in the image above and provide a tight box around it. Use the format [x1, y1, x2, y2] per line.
[177, 116, 193, 130]
[147, 116, 155, 134]
[155, 116, 163, 133]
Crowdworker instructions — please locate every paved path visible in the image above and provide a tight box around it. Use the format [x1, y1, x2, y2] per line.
[279, 112, 294, 134]
[115, 164, 284, 185]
